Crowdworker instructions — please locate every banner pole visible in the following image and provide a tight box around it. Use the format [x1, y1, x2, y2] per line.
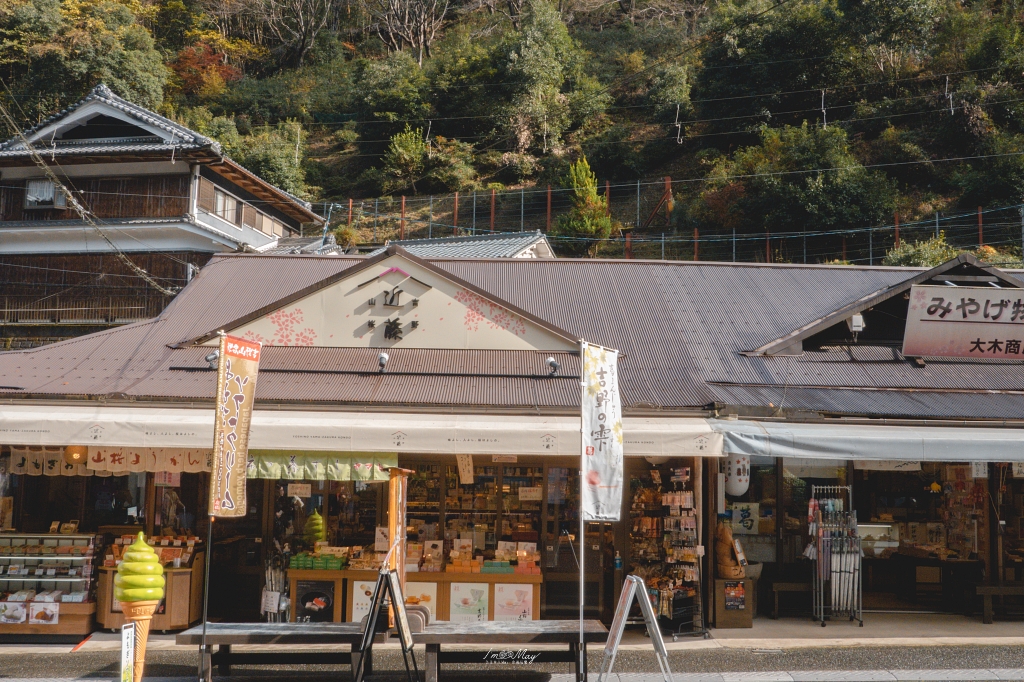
[198, 515, 214, 682]
[579, 339, 586, 680]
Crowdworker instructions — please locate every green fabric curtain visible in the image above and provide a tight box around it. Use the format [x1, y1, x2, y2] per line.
[246, 451, 396, 481]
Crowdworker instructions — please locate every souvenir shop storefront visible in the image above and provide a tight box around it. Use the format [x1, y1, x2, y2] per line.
[0, 404, 722, 631]
[708, 419, 1024, 620]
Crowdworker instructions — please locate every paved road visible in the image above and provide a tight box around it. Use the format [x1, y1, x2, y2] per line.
[2, 646, 1024, 680]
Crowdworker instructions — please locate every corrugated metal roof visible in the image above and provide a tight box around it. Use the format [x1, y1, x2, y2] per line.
[1, 254, 1023, 418]
[367, 231, 551, 259]
[260, 236, 345, 255]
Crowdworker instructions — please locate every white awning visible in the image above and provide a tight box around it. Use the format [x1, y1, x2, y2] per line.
[0, 405, 722, 457]
[710, 419, 1024, 462]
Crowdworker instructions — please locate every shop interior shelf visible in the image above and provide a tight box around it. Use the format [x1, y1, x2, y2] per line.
[0, 556, 92, 560]
[0, 576, 87, 581]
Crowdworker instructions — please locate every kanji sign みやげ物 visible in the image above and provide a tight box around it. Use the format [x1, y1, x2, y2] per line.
[903, 284, 1024, 359]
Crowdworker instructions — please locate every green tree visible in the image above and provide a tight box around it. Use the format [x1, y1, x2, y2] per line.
[381, 126, 428, 193]
[0, 0, 167, 119]
[553, 156, 613, 258]
[234, 122, 308, 197]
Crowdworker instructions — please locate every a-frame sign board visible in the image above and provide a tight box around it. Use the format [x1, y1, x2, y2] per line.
[353, 569, 418, 682]
[597, 575, 672, 682]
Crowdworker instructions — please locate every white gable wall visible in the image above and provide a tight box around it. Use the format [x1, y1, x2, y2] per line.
[225, 255, 578, 351]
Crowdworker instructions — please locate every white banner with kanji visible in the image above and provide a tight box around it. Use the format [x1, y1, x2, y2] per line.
[581, 342, 623, 521]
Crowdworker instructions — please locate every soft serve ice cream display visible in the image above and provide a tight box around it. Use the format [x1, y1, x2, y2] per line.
[115, 533, 165, 682]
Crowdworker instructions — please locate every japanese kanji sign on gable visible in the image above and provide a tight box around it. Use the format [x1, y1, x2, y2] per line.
[903, 284, 1024, 359]
[581, 342, 624, 521]
[210, 334, 262, 517]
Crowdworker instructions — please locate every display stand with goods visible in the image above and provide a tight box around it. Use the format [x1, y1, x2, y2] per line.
[806, 486, 862, 627]
[0, 532, 98, 637]
[627, 465, 706, 638]
[114, 533, 165, 682]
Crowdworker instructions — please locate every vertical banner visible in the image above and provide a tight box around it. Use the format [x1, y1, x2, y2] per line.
[581, 342, 624, 521]
[209, 334, 262, 517]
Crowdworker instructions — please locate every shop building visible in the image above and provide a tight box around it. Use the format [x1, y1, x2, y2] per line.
[0, 251, 1021, 637]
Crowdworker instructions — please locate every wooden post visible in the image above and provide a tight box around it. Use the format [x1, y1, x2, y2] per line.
[387, 468, 413, 616]
[400, 196, 406, 240]
[693, 228, 699, 261]
[605, 180, 611, 216]
[664, 177, 672, 225]
[625, 232, 632, 259]
[490, 188, 496, 232]
[546, 186, 552, 232]
[453, 191, 459, 235]
[978, 206, 984, 247]
[347, 198, 353, 226]
[895, 212, 900, 248]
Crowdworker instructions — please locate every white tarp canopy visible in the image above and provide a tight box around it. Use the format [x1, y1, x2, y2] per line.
[710, 419, 1024, 462]
[0, 404, 722, 458]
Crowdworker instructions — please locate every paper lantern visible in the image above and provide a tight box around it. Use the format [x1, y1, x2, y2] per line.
[64, 445, 87, 467]
[724, 456, 750, 497]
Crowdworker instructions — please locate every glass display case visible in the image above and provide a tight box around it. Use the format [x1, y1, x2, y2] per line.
[502, 465, 542, 544]
[858, 523, 900, 558]
[407, 463, 442, 542]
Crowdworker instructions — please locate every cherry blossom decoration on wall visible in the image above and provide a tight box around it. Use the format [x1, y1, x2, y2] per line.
[243, 307, 317, 346]
[454, 290, 526, 336]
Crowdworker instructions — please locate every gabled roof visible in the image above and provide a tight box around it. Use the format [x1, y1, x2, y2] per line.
[745, 254, 1024, 356]
[260, 235, 345, 255]
[367, 231, 554, 259]
[176, 245, 579, 348]
[1, 256, 1023, 419]
[0, 84, 218, 158]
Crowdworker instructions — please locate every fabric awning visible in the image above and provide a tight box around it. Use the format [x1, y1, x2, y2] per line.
[710, 419, 1024, 462]
[0, 405, 722, 457]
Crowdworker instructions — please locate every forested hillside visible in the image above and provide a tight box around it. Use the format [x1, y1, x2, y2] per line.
[2, 0, 1024, 262]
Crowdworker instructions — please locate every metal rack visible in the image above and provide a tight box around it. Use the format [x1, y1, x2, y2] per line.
[809, 485, 863, 627]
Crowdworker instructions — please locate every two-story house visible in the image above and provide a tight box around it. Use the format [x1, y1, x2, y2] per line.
[0, 84, 323, 347]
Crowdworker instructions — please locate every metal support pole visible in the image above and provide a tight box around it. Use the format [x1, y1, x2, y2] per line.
[936, 211, 940, 239]
[546, 186, 552, 232]
[347, 198, 353, 226]
[520, 188, 524, 231]
[894, 212, 900, 248]
[661, 233, 665, 260]
[472, 191, 476, 233]
[978, 206, 984, 247]
[453, 192, 459, 235]
[578, 472, 585, 682]
[803, 231, 807, 264]
[400, 196, 406, 240]
[733, 228, 736, 262]
[490, 188, 496, 232]
[869, 228, 873, 266]
[373, 199, 378, 242]
[198, 515, 215, 682]
[605, 180, 611, 217]
[635, 180, 640, 229]
[428, 197, 433, 239]
[693, 228, 699, 261]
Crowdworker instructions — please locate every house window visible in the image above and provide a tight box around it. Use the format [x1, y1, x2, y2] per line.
[24, 179, 66, 209]
[214, 190, 238, 225]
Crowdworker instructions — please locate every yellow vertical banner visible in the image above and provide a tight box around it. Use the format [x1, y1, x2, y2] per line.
[209, 334, 262, 518]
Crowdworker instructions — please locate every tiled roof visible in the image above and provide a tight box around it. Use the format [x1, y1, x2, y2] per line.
[1, 252, 1023, 419]
[366, 231, 552, 258]
[0, 85, 216, 156]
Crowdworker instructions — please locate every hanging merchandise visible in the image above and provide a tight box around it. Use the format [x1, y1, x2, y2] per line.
[809, 485, 863, 627]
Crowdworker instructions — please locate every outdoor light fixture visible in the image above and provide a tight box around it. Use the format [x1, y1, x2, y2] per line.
[378, 352, 389, 373]
[64, 445, 87, 466]
[546, 357, 560, 376]
[205, 350, 220, 370]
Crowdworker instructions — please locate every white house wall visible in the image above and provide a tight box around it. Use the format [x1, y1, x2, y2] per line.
[226, 255, 579, 351]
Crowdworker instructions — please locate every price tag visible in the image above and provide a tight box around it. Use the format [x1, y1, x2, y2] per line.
[68, 569, 78, 577]
[46, 568, 56, 576]
[173, 540, 182, 547]
[35, 568, 44, 576]
[160, 539, 170, 546]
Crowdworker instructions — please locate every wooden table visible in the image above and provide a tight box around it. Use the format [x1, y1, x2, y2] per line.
[176, 621, 384, 681]
[413, 619, 607, 682]
[976, 582, 1024, 624]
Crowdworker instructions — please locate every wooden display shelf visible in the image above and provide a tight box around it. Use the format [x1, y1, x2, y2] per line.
[96, 551, 205, 632]
[0, 601, 95, 636]
[288, 568, 542, 623]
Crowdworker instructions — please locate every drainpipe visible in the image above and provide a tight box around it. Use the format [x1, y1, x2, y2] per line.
[189, 164, 199, 217]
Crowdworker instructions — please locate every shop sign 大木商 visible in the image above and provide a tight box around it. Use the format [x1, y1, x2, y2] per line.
[903, 285, 1024, 359]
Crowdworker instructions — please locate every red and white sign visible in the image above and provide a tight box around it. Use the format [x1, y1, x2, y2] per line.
[903, 284, 1024, 359]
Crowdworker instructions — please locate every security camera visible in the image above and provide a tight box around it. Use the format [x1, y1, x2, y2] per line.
[205, 350, 220, 370]
[546, 357, 560, 376]
[378, 352, 389, 373]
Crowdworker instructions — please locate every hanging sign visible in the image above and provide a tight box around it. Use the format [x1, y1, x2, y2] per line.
[972, 461, 989, 479]
[455, 454, 474, 484]
[903, 284, 1024, 359]
[209, 335, 262, 518]
[581, 342, 624, 521]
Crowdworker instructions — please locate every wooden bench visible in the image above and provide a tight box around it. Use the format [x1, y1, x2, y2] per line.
[976, 582, 1024, 624]
[413, 619, 608, 682]
[773, 581, 812, 619]
[176, 622, 384, 681]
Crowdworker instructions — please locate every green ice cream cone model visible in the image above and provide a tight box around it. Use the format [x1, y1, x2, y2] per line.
[115, 532, 165, 682]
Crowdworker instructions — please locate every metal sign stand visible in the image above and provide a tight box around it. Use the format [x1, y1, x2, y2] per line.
[353, 566, 418, 682]
[597, 575, 672, 682]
